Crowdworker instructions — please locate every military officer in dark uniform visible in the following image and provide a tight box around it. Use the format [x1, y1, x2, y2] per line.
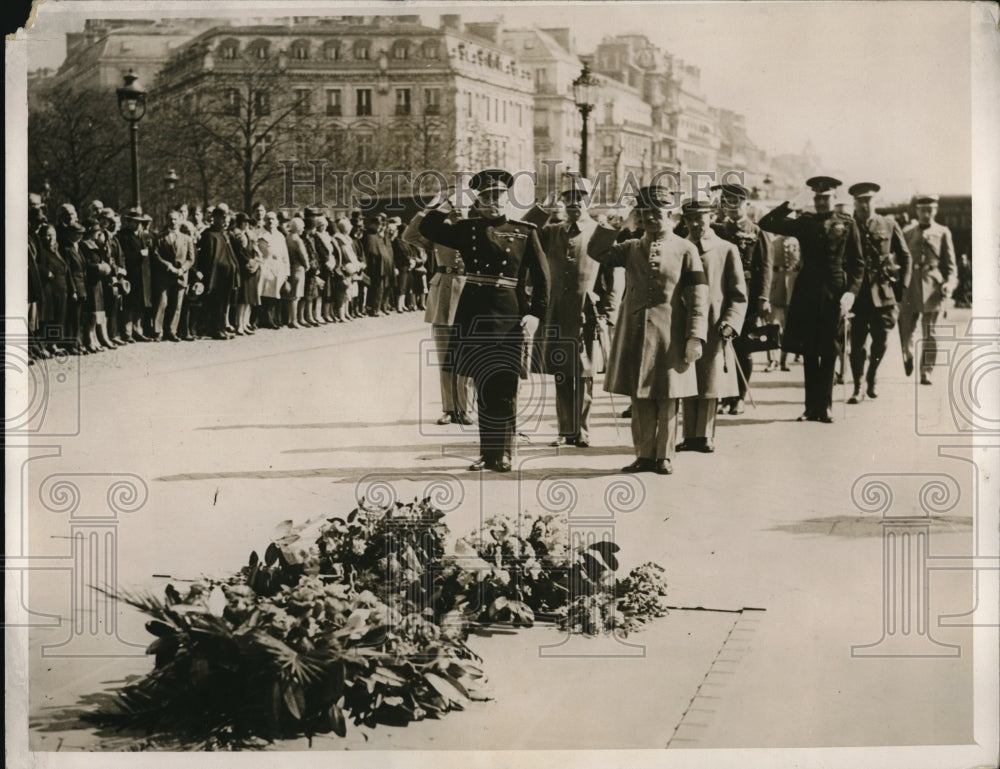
[711, 183, 773, 415]
[759, 176, 864, 423]
[846, 182, 911, 402]
[419, 169, 550, 473]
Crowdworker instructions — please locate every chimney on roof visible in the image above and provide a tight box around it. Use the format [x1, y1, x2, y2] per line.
[541, 28, 573, 53]
[440, 14, 462, 32]
[465, 20, 501, 43]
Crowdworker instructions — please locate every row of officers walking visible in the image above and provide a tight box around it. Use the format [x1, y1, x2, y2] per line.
[414, 169, 958, 475]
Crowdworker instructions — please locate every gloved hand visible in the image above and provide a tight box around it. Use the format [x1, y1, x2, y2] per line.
[718, 323, 737, 340]
[684, 338, 703, 363]
[759, 298, 771, 317]
[521, 314, 540, 337]
[839, 292, 855, 315]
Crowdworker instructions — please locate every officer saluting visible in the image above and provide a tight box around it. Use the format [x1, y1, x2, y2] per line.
[419, 169, 550, 473]
[846, 182, 911, 402]
[759, 176, 864, 423]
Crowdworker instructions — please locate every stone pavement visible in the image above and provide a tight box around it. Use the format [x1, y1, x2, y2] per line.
[11, 308, 993, 761]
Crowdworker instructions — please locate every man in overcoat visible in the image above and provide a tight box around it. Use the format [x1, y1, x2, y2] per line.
[759, 176, 864, 423]
[677, 199, 747, 453]
[846, 182, 911, 401]
[419, 169, 550, 473]
[711, 183, 772, 415]
[536, 179, 602, 448]
[118, 207, 154, 342]
[588, 185, 709, 475]
[403, 204, 474, 426]
[897, 194, 957, 385]
[196, 204, 239, 339]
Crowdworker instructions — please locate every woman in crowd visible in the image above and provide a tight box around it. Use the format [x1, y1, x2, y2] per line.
[285, 216, 309, 328]
[257, 211, 289, 329]
[230, 212, 261, 336]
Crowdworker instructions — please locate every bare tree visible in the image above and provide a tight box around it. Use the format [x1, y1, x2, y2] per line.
[28, 84, 130, 213]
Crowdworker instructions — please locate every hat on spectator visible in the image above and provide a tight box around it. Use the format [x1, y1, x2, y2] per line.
[29, 193, 44, 208]
[99, 207, 117, 220]
[211, 203, 230, 217]
[386, 216, 403, 226]
[848, 182, 881, 199]
[123, 206, 146, 221]
[67, 220, 86, 234]
[913, 194, 940, 206]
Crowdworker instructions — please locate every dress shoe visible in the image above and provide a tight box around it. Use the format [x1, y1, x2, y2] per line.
[573, 437, 590, 448]
[835, 373, 844, 385]
[492, 456, 512, 473]
[110, 337, 125, 346]
[699, 438, 715, 453]
[621, 408, 632, 419]
[866, 381, 878, 399]
[436, 412, 455, 425]
[182, 335, 197, 342]
[164, 333, 181, 342]
[729, 399, 745, 415]
[621, 458, 655, 473]
[780, 365, 791, 372]
[763, 360, 778, 373]
[847, 385, 863, 405]
[717, 402, 728, 415]
[818, 409, 834, 424]
[468, 457, 487, 471]
[455, 412, 473, 425]
[133, 332, 150, 342]
[797, 411, 814, 422]
[654, 459, 673, 475]
[676, 439, 699, 452]
[550, 436, 576, 447]
[903, 355, 914, 377]
[920, 373, 932, 386]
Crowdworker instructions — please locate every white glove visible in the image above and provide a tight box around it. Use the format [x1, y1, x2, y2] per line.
[684, 338, 703, 363]
[520, 314, 540, 337]
[839, 292, 855, 315]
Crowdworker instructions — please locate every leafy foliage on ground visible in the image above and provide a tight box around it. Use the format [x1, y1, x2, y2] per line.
[89, 496, 668, 749]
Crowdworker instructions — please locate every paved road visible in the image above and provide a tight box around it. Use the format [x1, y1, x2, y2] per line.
[13, 308, 989, 760]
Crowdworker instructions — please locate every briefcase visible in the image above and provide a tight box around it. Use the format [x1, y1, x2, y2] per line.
[743, 323, 782, 352]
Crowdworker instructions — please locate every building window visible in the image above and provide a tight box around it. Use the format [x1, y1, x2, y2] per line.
[603, 135, 616, 157]
[393, 40, 411, 60]
[356, 88, 372, 116]
[256, 134, 270, 155]
[325, 89, 342, 116]
[219, 39, 239, 59]
[222, 88, 240, 115]
[424, 87, 441, 115]
[395, 88, 411, 116]
[291, 40, 310, 60]
[534, 68, 547, 87]
[523, 39, 534, 50]
[354, 41, 371, 60]
[466, 91, 472, 118]
[254, 91, 270, 116]
[323, 41, 341, 60]
[249, 39, 269, 59]
[422, 41, 440, 59]
[293, 88, 311, 115]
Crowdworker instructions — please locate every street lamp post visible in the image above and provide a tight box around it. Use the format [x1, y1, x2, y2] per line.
[572, 62, 597, 179]
[116, 70, 148, 209]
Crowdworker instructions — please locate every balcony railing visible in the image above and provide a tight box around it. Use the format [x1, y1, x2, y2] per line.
[326, 105, 342, 116]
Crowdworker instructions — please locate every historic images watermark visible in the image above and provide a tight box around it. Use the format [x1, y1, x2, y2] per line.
[280, 160, 749, 212]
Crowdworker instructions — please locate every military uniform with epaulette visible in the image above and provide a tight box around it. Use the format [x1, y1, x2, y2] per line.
[847, 182, 912, 401]
[759, 177, 864, 422]
[419, 169, 549, 471]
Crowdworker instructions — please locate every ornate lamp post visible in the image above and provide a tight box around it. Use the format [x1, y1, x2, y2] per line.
[116, 70, 148, 209]
[572, 62, 597, 179]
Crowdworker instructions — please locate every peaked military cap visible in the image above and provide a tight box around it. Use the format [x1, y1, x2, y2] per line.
[913, 194, 940, 205]
[559, 176, 592, 201]
[848, 182, 881, 198]
[680, 197, 715, 215]
[634, 185, 675, 210]
[469, 168, 514, 194]
[712, 182, 751, 200]
[805, 176, 843, 194]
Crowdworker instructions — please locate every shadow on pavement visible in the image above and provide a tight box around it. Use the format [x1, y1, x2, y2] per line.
[768, 514, 973, 538]
[155, 465, 628, 483]
[197, 419, 425, 431]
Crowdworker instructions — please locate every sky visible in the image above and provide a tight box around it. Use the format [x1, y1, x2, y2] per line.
[22, 1, 974, 201]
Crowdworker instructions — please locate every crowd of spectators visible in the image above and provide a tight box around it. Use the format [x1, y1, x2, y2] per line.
[25, 195, 429, 360]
